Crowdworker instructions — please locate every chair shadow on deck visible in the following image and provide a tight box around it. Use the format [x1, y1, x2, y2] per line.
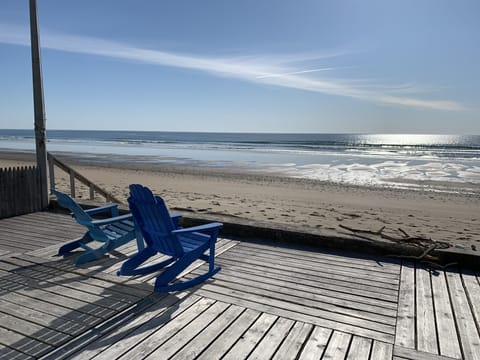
[0, 254, 198, 359]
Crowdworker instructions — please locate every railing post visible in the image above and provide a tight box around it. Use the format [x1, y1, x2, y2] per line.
[46, 153, 124, 204]
[69, 170, 76, 198]
[47, 152, 55, 192]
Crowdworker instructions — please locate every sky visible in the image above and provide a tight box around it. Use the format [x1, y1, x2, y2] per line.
[0, 1, 479, 134]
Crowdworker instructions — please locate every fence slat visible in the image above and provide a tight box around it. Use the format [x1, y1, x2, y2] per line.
[0, 166, 43, 219]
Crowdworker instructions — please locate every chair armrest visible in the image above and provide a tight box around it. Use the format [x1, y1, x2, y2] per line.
[91, 213, 133, 226]
[172, 222, 223, 235]
[85, 203, 119, 217]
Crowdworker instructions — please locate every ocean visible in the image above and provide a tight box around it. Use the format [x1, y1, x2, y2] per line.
[1, 129, 480, 193]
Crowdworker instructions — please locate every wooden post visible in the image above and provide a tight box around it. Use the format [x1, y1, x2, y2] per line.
[29, 0, 48, 209]
[47, 152, 55, 192]
[69, 170, 76, 198]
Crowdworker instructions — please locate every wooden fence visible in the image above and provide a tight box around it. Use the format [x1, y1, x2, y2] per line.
[0, 166, 43, 219]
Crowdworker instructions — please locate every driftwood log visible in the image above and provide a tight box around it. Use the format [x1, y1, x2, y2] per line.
[338, 223, 455, 269]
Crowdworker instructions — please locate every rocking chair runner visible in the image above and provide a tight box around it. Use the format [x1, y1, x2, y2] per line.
[53, 190, 144, 265]
[118, 184, 222, 292]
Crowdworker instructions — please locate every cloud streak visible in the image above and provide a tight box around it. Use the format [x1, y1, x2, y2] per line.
[0, 23, 463, 111]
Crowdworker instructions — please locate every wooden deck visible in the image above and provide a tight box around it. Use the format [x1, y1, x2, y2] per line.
[0, 212, 479, 359]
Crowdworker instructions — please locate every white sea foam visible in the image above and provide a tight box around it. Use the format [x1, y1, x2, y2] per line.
[1, 130, 479, 193]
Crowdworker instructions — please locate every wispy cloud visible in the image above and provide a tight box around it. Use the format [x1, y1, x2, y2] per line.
[0, 23, 463, 111]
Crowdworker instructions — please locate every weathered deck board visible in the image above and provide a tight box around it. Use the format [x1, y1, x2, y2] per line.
[272, 321, 313, 360]
[195, 308, 261, 359]
[222, 312, 278, 359]
[1, 211, 479, 359]
[446, 269, 480, 360]
[248, 317, 295, 359]
[416, 265, 438, 354]
[0, 212, 85, 252]
[181, 240, 399, 343]
[219, 248, 399, 297]
[298, 326, 332, 359]
[53, 292, 197, 360]
[321, 331, 352, 359]
[169, 304, 245, 360]
[393, 345, 460, 359]
[431, 269, 462, 359]
[144, 301, 230, 359]
[347, 336, 373, 360]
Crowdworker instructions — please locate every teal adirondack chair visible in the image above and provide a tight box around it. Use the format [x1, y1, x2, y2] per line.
[117, 184, 222, 292]
[53, 190, 144, 265]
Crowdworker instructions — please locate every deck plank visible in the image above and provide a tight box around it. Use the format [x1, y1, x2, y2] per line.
[431, 270, 462, 359]
[114, 297, 216, 359]
[321, 331, 352, 360]
[395, 262, 415, 349]
[217, 256, 398, 303]
[240, 241, 400, 273]
[209, 265, 397, 314]
[195, 308, 261, 360]
[0, 344, 33, 360]
[222, 312, 278, 359]
[190, 267, 395, 324]
[370, 341, 394, 360]
[0, 326, 53, 358]
[61, 292, 198, 360]
[393, 345, 460, 359]
[248, 317, 294, 359]
[462, 269, 480, 333]
[298, 326, 332, 360]
[347, 336, 372, 360]
[271, 321, 313, 360]
[224, 246, 399, 290]
[416, 266, 438, 354]
[169, 304, 245, 360]
[445, 269, 480, 360]
[145, 301, 230, 359]
[192, 281, 395, 342]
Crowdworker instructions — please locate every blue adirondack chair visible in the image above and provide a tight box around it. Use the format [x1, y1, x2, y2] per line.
[117, 184, 222, 292]
[53, 190, 144, 265]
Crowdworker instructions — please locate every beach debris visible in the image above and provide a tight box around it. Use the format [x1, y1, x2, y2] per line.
[338, 223, 454, 268]
[338, 224, 449, 248]
[472, 245, 477, 251]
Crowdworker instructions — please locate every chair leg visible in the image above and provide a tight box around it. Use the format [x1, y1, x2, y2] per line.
[58, 233, 93, 256]
[154, 234, 221, 292]
[117, 247, 176, 276]
[75, 242, 112, 265]
[154, 265, 221, 292]
[153, 245, 221, 292]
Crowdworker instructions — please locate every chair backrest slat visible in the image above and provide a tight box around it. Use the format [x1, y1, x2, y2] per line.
[53, 190, 92, 225]
[52, 190, 108, 241]
[128, 184, 183, 256]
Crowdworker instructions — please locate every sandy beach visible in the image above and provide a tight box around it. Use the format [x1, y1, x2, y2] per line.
[1, 152, 479, 251]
